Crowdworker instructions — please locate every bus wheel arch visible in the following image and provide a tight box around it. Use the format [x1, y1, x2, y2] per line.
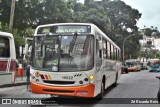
[97, 75, 106, 99]
[113, 72, 118, 87]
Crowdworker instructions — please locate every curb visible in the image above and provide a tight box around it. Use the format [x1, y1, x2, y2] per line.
[0, 82, 26, 88]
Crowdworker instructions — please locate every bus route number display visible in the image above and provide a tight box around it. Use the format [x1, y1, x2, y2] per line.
[56, 25, 91, 33]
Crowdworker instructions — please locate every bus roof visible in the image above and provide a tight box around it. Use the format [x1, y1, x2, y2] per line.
[34, 23, 120, 50]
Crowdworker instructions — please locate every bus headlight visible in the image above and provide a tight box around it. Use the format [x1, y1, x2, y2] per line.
[89, 75, 94, 80]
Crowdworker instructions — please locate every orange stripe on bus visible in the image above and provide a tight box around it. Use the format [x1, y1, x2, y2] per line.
[45, 75, 49, 80]
[48, 75, 52, 80]
[30, 81, 95, 98]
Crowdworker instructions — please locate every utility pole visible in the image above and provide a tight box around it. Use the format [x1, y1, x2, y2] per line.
[123, 35, 135, 62]
[9, 0, 16, 33]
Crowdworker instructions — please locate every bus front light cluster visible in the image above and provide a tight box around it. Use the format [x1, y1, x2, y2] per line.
[35, 72, 40, 77]
[31, 72, 41, 83]
[78, 77, 90, 85]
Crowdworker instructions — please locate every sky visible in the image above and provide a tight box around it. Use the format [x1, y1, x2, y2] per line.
[120, 0, 160, 30]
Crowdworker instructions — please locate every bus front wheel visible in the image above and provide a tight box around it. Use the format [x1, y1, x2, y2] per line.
[158, 89, 160, 102]
[113, 73, 118, 87]
[97, 80, 105, 99]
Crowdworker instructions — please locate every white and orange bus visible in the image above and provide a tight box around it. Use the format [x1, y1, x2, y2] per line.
[0, 31, 16, 86]
[30, 23, 121, 98]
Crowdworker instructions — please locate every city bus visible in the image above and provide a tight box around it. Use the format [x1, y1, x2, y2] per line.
[0, 31, 16, 85]
[147, 59, 160, 72]
[30, 23, 121, 98]
[125, 59, 141, 72]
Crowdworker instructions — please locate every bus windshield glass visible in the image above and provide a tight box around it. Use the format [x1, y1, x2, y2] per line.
[31, 34, 94, 72]
[148, 61, 160, 67]
[126, 62, 136, 67]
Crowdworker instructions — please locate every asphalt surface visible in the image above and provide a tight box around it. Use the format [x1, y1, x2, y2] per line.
[0, 70, 160, 107]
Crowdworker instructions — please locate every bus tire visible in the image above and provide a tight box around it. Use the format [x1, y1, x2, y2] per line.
[97, 78, 105, 99]
[113, 72, 118, 87]
[99, 82, 105, 99]
[158, 89, 160, 102]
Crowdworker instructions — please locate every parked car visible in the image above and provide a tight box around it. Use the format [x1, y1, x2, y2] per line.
[121, 63, 129, 74]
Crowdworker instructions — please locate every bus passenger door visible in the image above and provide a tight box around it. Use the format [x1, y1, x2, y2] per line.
[95, 39, 103, 94]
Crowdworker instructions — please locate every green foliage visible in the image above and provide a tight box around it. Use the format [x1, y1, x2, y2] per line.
[0, 0, 11, 28]
[141, 49, 160, 59]
[12, 29, 24, 58]
[0, 0, 72, 30]
[102, 0, 141, 33]
[0, 0, 146, 59]
[143, 27, 159, 37]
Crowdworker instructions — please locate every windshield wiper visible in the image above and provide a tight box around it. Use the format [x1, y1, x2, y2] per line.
[69, 32, 78, 54]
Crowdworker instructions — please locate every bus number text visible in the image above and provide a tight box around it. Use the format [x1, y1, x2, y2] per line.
[62, 76, 73, 80]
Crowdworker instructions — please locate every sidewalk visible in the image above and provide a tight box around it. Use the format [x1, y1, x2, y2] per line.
[0, 76, 27, 88]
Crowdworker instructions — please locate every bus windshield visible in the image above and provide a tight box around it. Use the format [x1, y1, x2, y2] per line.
[126, 62, 136, 67]
[148, 61, 160, 67]
[31, 34, 94, 72]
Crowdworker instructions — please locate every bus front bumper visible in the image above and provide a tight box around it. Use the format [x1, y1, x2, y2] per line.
[128, 67, 137, 71]
[30, 81, 95, 98]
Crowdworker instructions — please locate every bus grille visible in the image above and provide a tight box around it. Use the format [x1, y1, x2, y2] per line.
[43, 80, 75, 85]
[43, 89, 74, 93]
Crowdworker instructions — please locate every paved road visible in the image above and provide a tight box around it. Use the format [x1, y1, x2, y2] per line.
[0, 70, 160, 107]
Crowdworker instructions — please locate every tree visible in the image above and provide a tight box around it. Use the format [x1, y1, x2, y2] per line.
[72, 0, 111, 34]
[0, 0, 72, 57]
[0, 0, 72, 31]
[0, 0, 145, 60]
[102, 0, 141, 35]
[94, 0, 142, 59]
[143, 27, 159, 38]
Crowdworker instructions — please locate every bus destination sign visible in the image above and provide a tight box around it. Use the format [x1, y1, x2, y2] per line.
[38, 25, 91, 34]
[55, 25, 91, 33]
